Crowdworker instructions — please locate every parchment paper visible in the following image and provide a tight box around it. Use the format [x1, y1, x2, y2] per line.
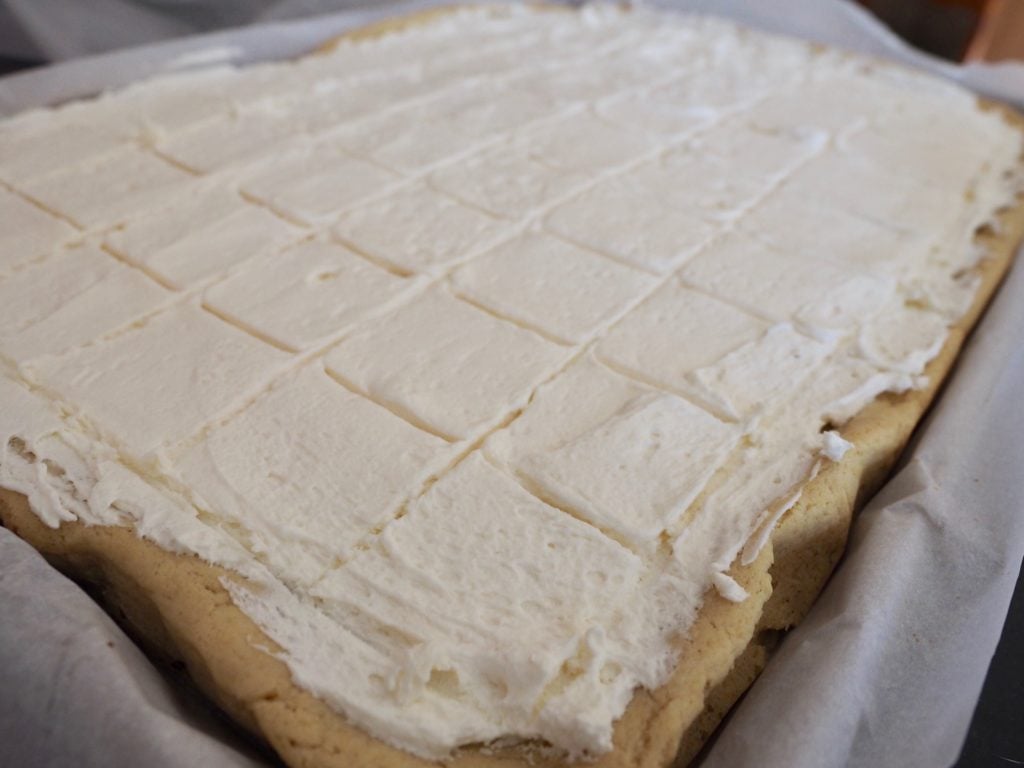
[1, 3, 1023, 767]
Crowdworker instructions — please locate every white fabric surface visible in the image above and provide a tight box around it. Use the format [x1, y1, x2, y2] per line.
[0, 532, 273, 768]
[1, 3, 1023, 767]
[0, 0, 402, 61]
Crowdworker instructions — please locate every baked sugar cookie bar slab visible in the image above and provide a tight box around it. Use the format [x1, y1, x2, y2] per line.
[2, 5, 1024, 768]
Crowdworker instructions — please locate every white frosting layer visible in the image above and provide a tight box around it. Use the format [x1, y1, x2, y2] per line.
[0, 113, 129, 183]
[239, 140, 401, 226]
[157, 112, 299, 173]
[0, 4, 1020, 762]
[487, 356, 742, 546]
[22, 302, 291, 458]
[450, 231, 657, 344]
[679, 232, 897, 343]
[203, 239, 420, 351]
[333, 77, 569, 174]
[310, 452, 647, 754]
[174, 363, 454, 586]
[332, 181, 508, 275]
[0, 187, 78, 274]
[20, 145, 193, 230]
[524, 109, 660, 174]
[104, 180, 304, 289]
[822, 430, 854, 462]
[0, 243, 171, 364]
[429, 134, 593, 221]
[546, 170, 718, 274]
[325, 285, 570, 441]
[598, 280, 768, 391]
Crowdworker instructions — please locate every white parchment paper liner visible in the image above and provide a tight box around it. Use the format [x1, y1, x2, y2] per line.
[1, 2, 1022, 767]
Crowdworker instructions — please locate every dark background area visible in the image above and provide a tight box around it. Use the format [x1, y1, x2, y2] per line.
[958, 568, 1024, 767]
[860, 0, 979, 60]
[0, 1, 1020, 766]
[0, 53, 37, 74]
